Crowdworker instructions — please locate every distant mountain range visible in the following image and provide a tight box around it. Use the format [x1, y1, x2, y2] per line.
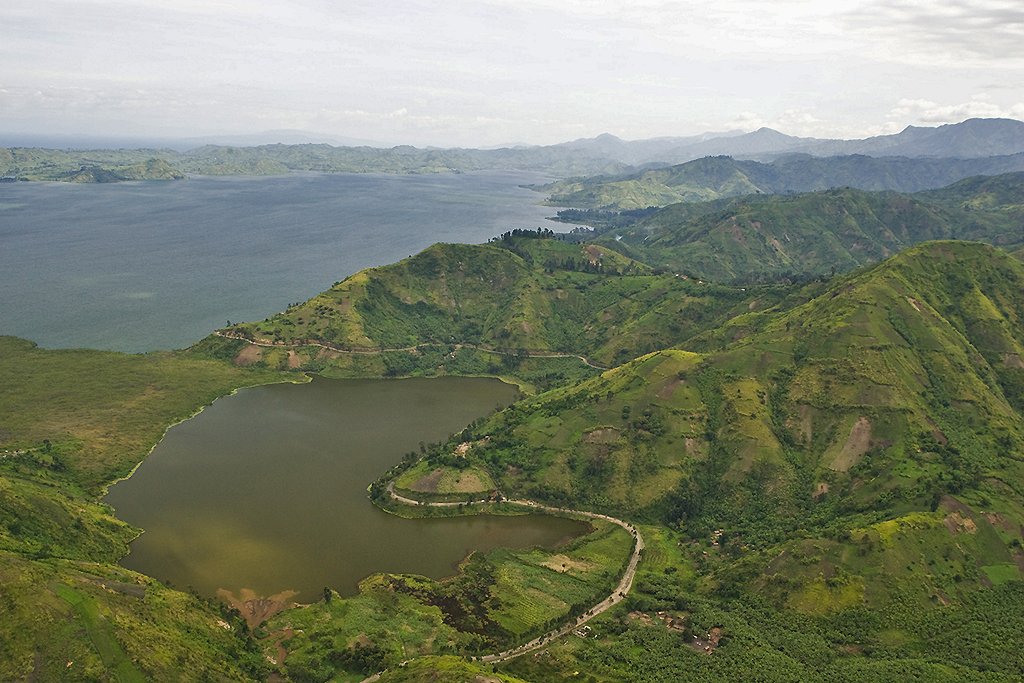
[554, 118, 1024, 165]
[3, 118, 1024, 183]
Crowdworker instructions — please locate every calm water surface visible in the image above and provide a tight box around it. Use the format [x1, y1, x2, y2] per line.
[0, 172, 562, 351]
[104, 376, 586, 602]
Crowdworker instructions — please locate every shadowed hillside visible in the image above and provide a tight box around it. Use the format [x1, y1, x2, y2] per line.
[583, 175, 1024, 283]
[545, 154, 1024, 210]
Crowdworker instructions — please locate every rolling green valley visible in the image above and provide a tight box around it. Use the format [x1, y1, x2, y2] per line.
[5, 218, 1023, 680]
[9, 1, 1024, 679]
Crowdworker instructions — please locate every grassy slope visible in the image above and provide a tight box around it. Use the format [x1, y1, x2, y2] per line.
[544, 156, 770, 209]
[464, 241, 1023, 527]
[222, 237, 777, 374]
[0, 553, 268, 681]
[458, 241, 1024, 681]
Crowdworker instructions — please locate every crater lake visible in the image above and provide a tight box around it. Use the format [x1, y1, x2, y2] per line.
[104, 375, 587, 602]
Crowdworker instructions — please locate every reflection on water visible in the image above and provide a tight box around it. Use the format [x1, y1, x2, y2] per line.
[105, 376, 586, 602]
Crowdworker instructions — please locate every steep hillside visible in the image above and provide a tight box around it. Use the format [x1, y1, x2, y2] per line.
[375, 241, 1024, 682]
[221, 235, 778, 375]
[458, 242, 1024, 542]
[607, 188, 1021, 283]
[918, 171, 1024, 210]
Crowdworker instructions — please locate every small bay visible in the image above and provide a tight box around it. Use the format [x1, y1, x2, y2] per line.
[104, 376, 586, 602]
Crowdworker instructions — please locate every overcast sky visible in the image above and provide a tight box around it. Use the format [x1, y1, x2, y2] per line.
[2, 0, 1023, 147]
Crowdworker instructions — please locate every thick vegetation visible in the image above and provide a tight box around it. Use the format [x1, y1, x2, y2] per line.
[543, 154, 1024, 210]
[579, 175, 1024, 283]
[220, 233, 781, 380]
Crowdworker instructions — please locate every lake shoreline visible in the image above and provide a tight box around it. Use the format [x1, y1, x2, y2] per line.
[103, 374, 571, 603]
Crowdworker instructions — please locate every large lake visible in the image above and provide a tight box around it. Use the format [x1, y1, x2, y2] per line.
[0, 171, 561, 352]
[104, 376, 586, 602]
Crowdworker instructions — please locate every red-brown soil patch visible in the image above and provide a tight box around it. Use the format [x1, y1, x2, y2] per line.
[265, 627, 293, 668]
[985, 512, 1017, 533]
[830, 416, 872, 472]
[1003, 353, 1024, 369]
[234, 344, 263, 366]
[943, 511, 977, 534]
[411, 468, 444, 493]
[940, 495, 974, 516]
[217, 588, 299, 630]
[657, 378, 682, 400]
[316, 347, 341, 361]
[583, 244, 604, 265]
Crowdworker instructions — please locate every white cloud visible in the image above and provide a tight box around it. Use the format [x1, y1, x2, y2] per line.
[844, 0, 1024, 67]
[1, 1, 1023, 145]
[889, 96, 1024, 125]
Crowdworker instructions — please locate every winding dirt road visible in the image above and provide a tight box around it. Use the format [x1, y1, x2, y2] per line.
[360, 484, 645, 677]
[215, 330, 608, 370]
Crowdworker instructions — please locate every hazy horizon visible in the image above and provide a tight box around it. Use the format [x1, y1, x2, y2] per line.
[3, 1, 1023, 148]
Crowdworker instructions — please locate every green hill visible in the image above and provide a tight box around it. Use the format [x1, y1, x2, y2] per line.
[918, 171, 1024, 208]
[586, 178, 1024, 283]
[0, 148, 185, 182]
[459, 241, 1023, 525]
[543, 156, 771, 209]
[221, 234, 782, 378]
[545, 154, 1024, 210]
[451, 242, 1024, 681]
